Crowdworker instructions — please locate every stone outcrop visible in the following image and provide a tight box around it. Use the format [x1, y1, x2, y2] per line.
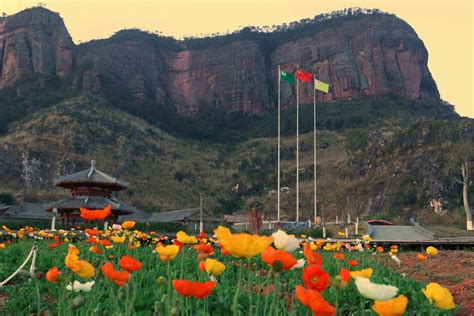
[272, 15, 439, 106]
[1, 8, 439, 115]
[0, 7, 76, 88]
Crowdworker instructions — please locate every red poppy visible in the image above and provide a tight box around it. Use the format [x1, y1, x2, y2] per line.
[80, 205, 112, 221]
[100, 239, 111, 247]
[194, 243, 214, 257]
[339, 268, 350, 286]
[128, 243, 136, 250]
[303, 243, 323, 266]
[295, 285, 335, 315]
[46, 267, 61, 283]
[348, 260, 358, 267]
[172, 280, 216, 299]
[302, 264, 330, 292]
[86, 237, 99, 244]
[199, 261, 206, 272]
[48, 243, 60, 249]
[333, 253, 345, 261]
[101, 262, 130, 286]
[199, 232, 207, 239]
[119, 256, 142, 272]
[261, 247, 297, 270]
[173, 240, 183, 251]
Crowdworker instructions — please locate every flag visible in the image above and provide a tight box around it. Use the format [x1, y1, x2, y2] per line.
[314, 78, 329, 93]
[296, 69, 313, 83]
[280, 70, 295, 84]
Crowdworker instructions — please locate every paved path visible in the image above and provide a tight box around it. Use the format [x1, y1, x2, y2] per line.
[369, 225, 433, 241]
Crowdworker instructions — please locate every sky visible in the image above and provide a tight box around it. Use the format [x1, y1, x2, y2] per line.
[2, 0, 473, 118]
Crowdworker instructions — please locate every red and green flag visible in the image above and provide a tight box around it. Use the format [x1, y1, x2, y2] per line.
[280, 70, 295, 84]
[296, 69, 313, 83]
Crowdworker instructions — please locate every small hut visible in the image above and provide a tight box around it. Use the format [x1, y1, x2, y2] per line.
[45, 160, 136, 226]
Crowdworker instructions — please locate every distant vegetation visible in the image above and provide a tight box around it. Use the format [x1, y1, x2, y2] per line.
[0, 74, 78, 134]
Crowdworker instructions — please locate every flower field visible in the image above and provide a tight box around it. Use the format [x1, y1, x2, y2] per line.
[0, 224, 459, 316]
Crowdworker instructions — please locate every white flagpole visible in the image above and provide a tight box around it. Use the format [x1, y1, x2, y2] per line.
[313, 78, 317, 223]
[277, 65, 281, 223]
[296, 65, 299, 223]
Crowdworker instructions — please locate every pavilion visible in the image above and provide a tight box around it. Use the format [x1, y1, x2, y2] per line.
[45, 160, 137, 226]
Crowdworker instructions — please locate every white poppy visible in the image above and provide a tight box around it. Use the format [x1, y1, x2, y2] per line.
[272, 230, 300, 253]
[66, 280, 95, 292]
[112, 224, 122, 231]
[355, 277, 398, 301]
[391, 254, 402, 266]
[291, 258, 306, 269]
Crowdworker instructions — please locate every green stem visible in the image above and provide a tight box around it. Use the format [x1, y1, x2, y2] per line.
[262, 268, 273, 316]
[167, 261, 172, 313]
[269, 272, 280, 316]
[232, 261, 244, 316]
[335, 289, 340, 316]
[359, 294, 365, 316]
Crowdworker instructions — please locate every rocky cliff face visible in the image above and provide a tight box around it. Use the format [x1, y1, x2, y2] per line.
[1, 8, 439, 115]
[272, 15, 439, 106]
[0, 8, 76, 88]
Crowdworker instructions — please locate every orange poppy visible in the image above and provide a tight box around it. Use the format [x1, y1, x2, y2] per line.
[90, 245, 103, 254]
[101, 262, 130, 286]
[85, 228, 99, 237]
[128, 243, 136, 250]
[119, 256, 142, 272]
[302, 264, 330, 292]
[46, 267, 61, 283]
[80, 205, 112, 221]
[86, 237, 99, 244]
[172, 280, 216, 299]
[303, 243, 323, 266]
[295, 285, 336, 315]
[376, 246, 385, 253]
[417, 253, 428, 261]
[334, 253, 345, 261]
[348, 260, 358, 267]
[261, 246, 297, 271]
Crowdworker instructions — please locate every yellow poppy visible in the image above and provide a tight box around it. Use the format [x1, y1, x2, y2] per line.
[422, 283, 455, 310]
[214, 226, 273, 259]
[176, 231, 198, 244]
[111, 235, 126, 244]
[204, 258, 226, 276]
[350, 268, 373, 279]
[156, 244, 180, 262]
[373, 295, 408, 316]
[426, 246, 438, 257]
[65, 246, 95, 279]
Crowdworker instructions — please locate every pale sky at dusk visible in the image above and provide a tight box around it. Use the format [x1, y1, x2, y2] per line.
[2, 0, 472, 118]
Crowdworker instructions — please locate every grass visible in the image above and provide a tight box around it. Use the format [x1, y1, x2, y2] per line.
[0, 229, 458, 316]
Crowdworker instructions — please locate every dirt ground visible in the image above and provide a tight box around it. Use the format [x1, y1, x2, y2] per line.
[382, 251, 474, 316]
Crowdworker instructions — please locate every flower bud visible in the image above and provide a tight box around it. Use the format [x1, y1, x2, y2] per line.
[72, 295, 86, 309]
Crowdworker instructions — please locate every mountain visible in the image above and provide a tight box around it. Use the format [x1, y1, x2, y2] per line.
[0, 7, 472, 224]
[2, 7, 439, 115]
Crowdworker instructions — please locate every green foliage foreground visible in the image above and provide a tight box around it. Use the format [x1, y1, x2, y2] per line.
[0, 239, 456, 316]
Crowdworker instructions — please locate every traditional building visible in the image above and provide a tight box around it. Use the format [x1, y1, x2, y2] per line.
[45, 160, 136, 225]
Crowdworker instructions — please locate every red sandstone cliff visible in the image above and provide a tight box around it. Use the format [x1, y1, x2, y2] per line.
[0, 8, 439, 115]
[0, 8, 75, 88]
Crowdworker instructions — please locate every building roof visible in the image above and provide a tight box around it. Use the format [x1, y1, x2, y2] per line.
[3, 203, 53, 220]
[134, 207, 220, 223]
[118, 209, 152, 222]
[45, 196, 136, 215]
[55, 160, 129, 191]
